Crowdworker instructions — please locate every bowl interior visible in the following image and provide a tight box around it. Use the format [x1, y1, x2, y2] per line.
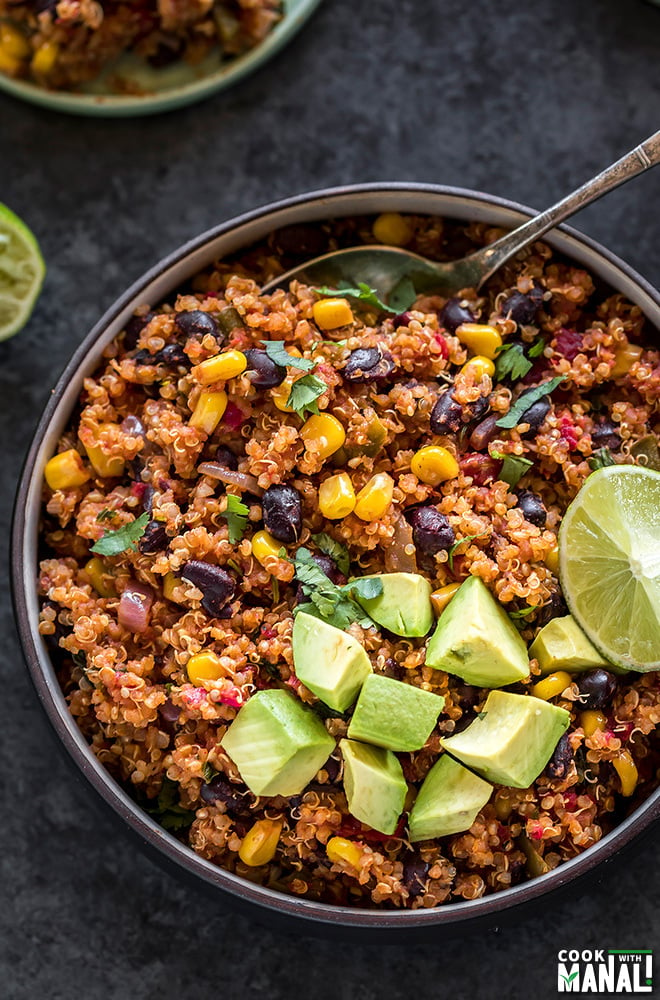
[14, 184, 660, 929]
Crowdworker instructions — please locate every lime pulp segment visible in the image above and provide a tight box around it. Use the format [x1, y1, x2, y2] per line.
[559, 465, 660, 671]
[0, 203, 46, 340]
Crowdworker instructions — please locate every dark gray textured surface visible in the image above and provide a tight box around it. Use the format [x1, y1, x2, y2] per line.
[2, 0, 660, 996]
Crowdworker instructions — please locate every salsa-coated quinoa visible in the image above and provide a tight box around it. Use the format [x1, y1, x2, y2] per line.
[38, 213, 660, 908]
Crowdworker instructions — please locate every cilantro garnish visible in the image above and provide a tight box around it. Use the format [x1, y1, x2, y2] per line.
[494, 342, 533, 382]
[315, 282, 394, 314]
[492, 450, 534, 488]
[293, 547, 380, 629]
[147, 778, 196, 832]
[202, 761, 218, 783]
[222, 494, 249, 544]
[311, 532, 351, 576]
[527, 337, 546, 358]
[495, 376, 567, 429]
[96, 508, 117, 523]
[262, 340, 316, 372]
[286, 373, 328, 418]
[509, 605, 538, 619]
[91, 511, 149, 556]
[476, 711, 488, 721]
[588, 448, 616, 471]
[447, 531, 489, 572]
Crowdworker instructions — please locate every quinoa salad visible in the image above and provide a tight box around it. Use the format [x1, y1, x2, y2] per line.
[0, 0, 282, 90]
[37, 212, 660, 909]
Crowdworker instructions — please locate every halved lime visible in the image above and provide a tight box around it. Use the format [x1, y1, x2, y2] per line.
[559, 465, 660, 671]
[0, 203, 46, 341]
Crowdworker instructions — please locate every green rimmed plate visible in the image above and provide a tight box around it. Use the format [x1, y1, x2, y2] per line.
[0, 0, 321, 117]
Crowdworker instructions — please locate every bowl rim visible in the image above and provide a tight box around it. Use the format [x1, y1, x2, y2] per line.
[12, 181, 660, 930]
[0, 0, 322, 118]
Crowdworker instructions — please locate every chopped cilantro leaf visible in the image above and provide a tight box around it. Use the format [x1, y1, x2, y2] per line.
[223, 494, 249, 544]
[292, 548, 377, 629]
[447, 531, 488, 572]
[315, 282, 395, 314]
[91, 512, 149, 556]
[262, 340, 316, 372]
[147, 778, 196, 832]
[286, 373, 327, 418]
[96, 508, 117, 523]
[202, 761, 218, 783]
[494, 342, 533, 382]
[509, 605, 537, 619]
[527, 337, 546, 358]
[588, 447, 616, 471]
[492, 450, 534, 488]
[495, 376, 567, 429]
[311, 532, 351, 576]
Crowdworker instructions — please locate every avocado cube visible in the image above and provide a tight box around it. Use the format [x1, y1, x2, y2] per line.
[347, 674, 445, 751]
[292, 611, 372, 711]
[441, 690, 570, 788]
[340, 738, 407, 835]
[529, 614, 628, 675]
[425, 575, 530, 687]
[353, 572, 434, 637]
[408, 755, 492, 842]
[220, 689, 335, 796]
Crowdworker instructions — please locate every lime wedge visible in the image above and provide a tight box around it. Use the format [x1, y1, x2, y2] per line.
[559, 465, 660, 671]
[0, 203, 46, 341]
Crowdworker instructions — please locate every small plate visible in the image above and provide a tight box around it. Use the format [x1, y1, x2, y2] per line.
[0, 0, 321, 117]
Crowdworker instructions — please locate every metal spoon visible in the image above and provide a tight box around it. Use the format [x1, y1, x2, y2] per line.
[263, 130, 660, 300]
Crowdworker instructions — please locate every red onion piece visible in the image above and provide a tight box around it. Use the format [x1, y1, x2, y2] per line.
[121, 415, 145, 438]
[118, 581, 154, 633]
[197, 462, 263, 496]
[223, 401, 247, 431]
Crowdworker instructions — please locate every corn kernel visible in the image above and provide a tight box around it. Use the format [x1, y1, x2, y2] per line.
[83, 425, 125, 478]
[252, 529, 283, 566]
[461, 355, 495, 379]
[580, 709, 608, 738]
[313, 298, 354, 330]
[613, 749, 638, 797]
[326, 836, 363, 869]
[610, 343, 643, 377]
[187, 650, 226, 686]
[545, 544, 559, 575]
[31, 40, 58, 75]
[430, 582, 461, 616]
[83, 557, 115, 598]
[193, 350, 247, 385]
[456, 323, 503, 360]
[531, 670, 572, 701]
[354, 472, 394, 521]
[239, 819, 283, 866]
[301, 413, 346, 460]
[162, 571, 182, 602]
[0, 48, 22, 75]
[410, 445, 459, 486]
[189, 389, 228, 434]
[271, 375, 297, 412]
[0, 23, 31, 60]
[372, 212, 413, 247]
[318, 472, 356, 519]
[44, 449, 90, 491]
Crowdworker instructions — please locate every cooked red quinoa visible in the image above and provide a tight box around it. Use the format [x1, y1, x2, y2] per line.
[0, 0, 281, 90]
[38, 213, 660, 908]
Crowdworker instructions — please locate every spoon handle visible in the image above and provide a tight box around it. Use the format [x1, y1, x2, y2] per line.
[471, 129, 660, 288]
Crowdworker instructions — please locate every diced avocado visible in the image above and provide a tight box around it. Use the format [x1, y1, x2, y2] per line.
[220, 689, 335, 796]
[347, 674, 445, 751]
[425, 575, 530, 687]
[529, 614, 628, 675]
[340, 738, 407, 835]
[408, 755, 492, 842]
[441, 689, 570, 788]
[353, 572, 434, 637]
[292, 611, 372, 711]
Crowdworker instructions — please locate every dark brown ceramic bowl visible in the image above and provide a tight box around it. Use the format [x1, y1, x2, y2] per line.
[12, 184, 660, 937]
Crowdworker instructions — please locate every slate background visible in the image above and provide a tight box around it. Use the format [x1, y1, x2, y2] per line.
[2, 0, 660, 996]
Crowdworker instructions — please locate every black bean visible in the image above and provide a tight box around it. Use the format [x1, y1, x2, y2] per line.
[200, 776, 250, 815]
[133, 349, 157, 366]
[536, 590, 568, 628]
[409, 506, 455, 555]
[262, 484, 303, 543]
[518, 396, 552, 437]
[454, 683, 481, 712]
[323, 755, 342, 783]
[577, 669, 618, 710]
[159, 699, 181, 724]
[393, 311, 413, 328]
[501, 287, 544, 326]
[516, 490, 547, 528]
[342, 346, 395, 383]
[591, 418, 622, 452]
[467, 394, 490, 424]
[430, 389, 463, 434]
[181, 561, 236, 616]
[214, 445, 239, 470]
[440, 298, 475, 333]
[382, 657, 404, 680]
[175, 310, 219, 340]
[141, 485, 155, 513]
[469, 413, 499, 451]
[402, 857, 430, 898]
[138, 519, 169, 554]
[546, 733, 573, 780]
[158, 343, 190, 368]
[244, 348, 286, 388]
[312, 554, 346, 585]
[123, 311, 155, 350]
